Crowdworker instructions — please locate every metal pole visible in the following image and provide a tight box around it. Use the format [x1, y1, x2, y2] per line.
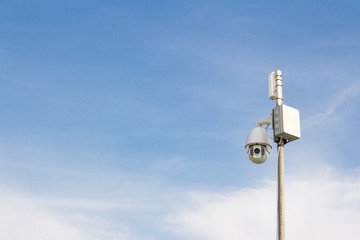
[275, 70, 285, 240]
[277, 139, 285, 240]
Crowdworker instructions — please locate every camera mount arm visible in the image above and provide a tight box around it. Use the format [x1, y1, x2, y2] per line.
[255, 114, 272, 128]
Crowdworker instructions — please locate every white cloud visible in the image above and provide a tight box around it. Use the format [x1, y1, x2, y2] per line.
[0, 191, 130, 240]
[0, 195, 85, 240]
[303, 83, 360, 128]
[166, 169, 360, 240]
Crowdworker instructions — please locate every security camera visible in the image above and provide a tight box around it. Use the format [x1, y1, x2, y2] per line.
[245, 126, 272, 164]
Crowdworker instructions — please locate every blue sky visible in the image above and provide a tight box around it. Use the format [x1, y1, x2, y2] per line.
[0, 1, 360, 239]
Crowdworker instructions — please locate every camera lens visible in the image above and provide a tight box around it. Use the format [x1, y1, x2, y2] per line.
[254, 148, 260, 154]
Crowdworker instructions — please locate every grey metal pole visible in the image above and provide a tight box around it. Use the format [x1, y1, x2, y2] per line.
[277, 139, 285, 240]
[274, 70, 285, 240]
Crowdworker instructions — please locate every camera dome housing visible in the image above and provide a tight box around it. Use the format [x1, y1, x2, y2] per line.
[245, 127, 272, 164]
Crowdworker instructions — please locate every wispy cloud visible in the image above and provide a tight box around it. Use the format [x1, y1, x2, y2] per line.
[321, 36, 360, 48]
[303, 82, 360, 129]
[166, 168, 360, 240]
[0, 190, 131, 240]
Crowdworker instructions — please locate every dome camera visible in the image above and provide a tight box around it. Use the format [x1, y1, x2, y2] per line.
[245, 127, 272, 164]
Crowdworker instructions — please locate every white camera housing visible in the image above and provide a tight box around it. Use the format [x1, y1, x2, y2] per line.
[245, 127, 272, 164]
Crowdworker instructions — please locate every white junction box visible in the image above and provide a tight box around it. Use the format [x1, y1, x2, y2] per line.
[273, 105, 301, 141]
